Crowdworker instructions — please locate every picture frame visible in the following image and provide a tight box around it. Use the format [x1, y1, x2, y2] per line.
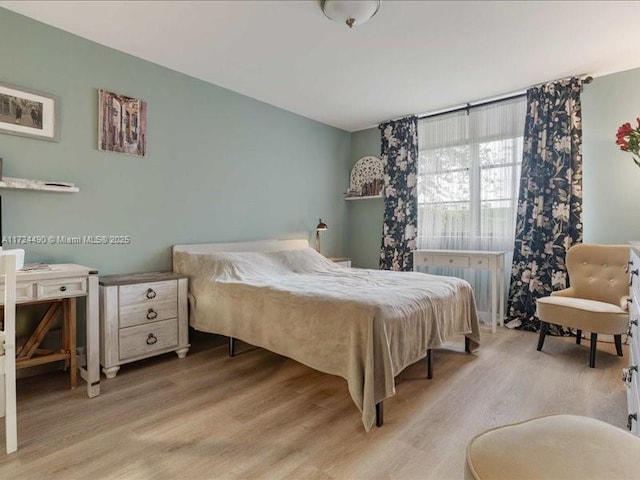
[98, 89, 147, 158]
[0, 81, 59, 142]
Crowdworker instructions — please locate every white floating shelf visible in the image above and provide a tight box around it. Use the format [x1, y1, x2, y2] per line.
[344, 194, 383, 201]
[0, 177, 79, 193]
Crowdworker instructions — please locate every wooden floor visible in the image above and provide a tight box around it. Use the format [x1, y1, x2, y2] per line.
[0, 327, 628, 479]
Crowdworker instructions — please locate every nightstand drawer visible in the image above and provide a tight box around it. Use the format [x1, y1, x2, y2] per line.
[415, 255, 434, 266]
[0, 282, 35, 303]
[120, 300, 177, 328]
[119, 318, 178, 361]
[432, 255, 470, 268]
[36, 277, 87, 300]
[471, 256, 490, 269]
[119, 280, 177, 308]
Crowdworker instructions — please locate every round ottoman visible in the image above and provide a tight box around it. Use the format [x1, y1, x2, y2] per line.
[465, 415, 640, 480]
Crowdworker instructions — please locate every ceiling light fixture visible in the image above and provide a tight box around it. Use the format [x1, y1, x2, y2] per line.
[321, 0, 381, 29]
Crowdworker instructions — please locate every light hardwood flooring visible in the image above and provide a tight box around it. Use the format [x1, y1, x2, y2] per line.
[0, 327, 629, 479]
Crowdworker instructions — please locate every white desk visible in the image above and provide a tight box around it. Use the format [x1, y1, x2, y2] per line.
[413, 250, 506, 333]
[0, 264, 100, 397]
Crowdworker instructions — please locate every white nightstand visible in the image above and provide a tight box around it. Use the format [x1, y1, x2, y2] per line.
[99, 272, 190, 379]
[328, 257, 352, 268]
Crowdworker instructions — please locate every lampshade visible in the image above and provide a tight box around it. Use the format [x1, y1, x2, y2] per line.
[316, 219, 328, 231]
[321, 0, 381, 28]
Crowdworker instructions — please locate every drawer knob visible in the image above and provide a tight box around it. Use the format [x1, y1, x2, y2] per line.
[623, 366, 637, 383]
[449, 259, 453, 263]
[146, 333, 158, 345]
[146, 288, 156, 299]
[628, 413, 637, 431]
[146, 309, 158, 320]
[59, 286, 67, 292]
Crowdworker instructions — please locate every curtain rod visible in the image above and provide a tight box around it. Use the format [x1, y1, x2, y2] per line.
[417, 75, 593, 121]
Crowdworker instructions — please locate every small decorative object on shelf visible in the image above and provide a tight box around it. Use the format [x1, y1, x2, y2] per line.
[616, 118, 640, 168]
[345, 156, 384, 199]
[0, 177, 79, 193]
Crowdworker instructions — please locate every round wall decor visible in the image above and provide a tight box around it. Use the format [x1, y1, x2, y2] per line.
[347, 156, 383, 198]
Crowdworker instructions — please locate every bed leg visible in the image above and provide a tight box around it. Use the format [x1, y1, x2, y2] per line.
[228, 337, 236, 357]
[375, 401, 384, 427]
[426, 349, 433, 379]
[465, 336, 471, 354]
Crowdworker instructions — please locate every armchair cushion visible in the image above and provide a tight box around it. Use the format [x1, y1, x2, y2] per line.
[537, 296, 629, 335]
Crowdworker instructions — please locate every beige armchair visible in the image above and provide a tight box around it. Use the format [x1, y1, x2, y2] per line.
[536, 244, 630, 368]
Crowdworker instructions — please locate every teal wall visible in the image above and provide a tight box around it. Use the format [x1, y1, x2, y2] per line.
[348, 127, 382, 268]
[582, 67, 640, 244]
[0, 8, 350, 276]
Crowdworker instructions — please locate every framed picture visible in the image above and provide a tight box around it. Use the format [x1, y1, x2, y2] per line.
[98, 89, 147, 158]
[0, 81, 59, 141]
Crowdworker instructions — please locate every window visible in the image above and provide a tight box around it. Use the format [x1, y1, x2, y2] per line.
[417, 97, 526, 251]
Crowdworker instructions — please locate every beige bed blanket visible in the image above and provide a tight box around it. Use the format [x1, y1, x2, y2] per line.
[173, 248, 480, 431]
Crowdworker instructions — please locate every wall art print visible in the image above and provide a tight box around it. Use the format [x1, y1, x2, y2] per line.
[0, 81, 58, 141]
[98, 89, 147, 157]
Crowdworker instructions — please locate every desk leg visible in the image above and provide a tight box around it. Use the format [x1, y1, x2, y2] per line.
[83, 274, 100, 398]
[491, 266, 497, 334]
[69, 298, 77, 389]
[499, 266, 505, 327]
[62, 299, 77, 389]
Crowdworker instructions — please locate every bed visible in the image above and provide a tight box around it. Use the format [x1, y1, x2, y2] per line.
[173, 239, 480, 431]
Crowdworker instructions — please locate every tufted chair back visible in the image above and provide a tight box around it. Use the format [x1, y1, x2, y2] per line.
[565, 244, 630, 307]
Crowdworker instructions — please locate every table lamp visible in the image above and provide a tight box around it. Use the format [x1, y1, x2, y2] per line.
[316, 219, 328, 254]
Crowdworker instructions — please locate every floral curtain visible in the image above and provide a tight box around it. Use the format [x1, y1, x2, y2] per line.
[506, 78, 584, 332]
[379, 116, 418, 271]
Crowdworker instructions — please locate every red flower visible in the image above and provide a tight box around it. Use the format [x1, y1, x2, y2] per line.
[617, 122, 633, 137]
[616, 118, 640, 160]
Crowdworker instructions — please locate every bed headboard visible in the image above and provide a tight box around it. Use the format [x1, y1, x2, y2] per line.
[172, 238, 310, 256]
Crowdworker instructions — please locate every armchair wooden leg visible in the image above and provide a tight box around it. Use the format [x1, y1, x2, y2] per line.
[426, 349, 433, 380]
[614, 335, 623, 357]
[228, 337, 236, 357]
[537, 321, 548, 351]
[589, 333, 598, 368]
[576, 329, 582, 345]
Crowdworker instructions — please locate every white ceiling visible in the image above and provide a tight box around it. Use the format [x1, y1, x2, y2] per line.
[3, 0, 640, 132]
